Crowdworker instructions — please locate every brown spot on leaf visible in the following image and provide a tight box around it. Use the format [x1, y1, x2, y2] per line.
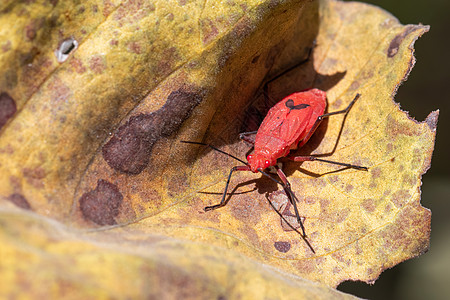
[355, 241, 363, 255]
[167, 173, 189, 197]
[7, 193, 31, 210]
[48, 77, 71, 104]
[386, 114, 419, 137]
[304, 196, 318, 205]
[230, 196, 263, 226]
[102, 0, 114, 17]
[22, 167, 46, 189]
[295, 259, 316, 274]
[397, 206, 431, 255]
[334, 208, 350, 223]
[114, 0, 153, 26]
[402, 173, 415, 186]
[391, 190, 410, 208]
[25, 23, 37, 40]
[79, 179, 123, 225]
[156, 47, 179, 77]
[322, 57, 338, 69]
[331, 98, 343, 110]
[201, 18, 219, 45]
[274, 241, 291, 253]
[69, 57, 87, 74]
[89, 55, 106, 74]
[386, 143, 393, 153]
[0, 144, 14, 154]
[320, 198, 330, 211]
[387, 25, 419, 58]
[345, 184, 353, 193]
[332, 251, 350, 265]
[328, 175, 339, 184]
[127, 41, 141, 54]
[240, 225, 260, 244]
[23, 167, 46, 179]
[362, 198, 376, 213]
[382, 224, 408, 251]
[138, 188, 161, 205]
[384, 203, 392, 214]
[102, 87, 204, 174]
[0, 92, 17, 129]
[349, 80, 360, 91]
[371, 167, 382, 179]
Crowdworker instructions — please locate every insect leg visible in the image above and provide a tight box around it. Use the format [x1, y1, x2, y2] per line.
[262, 43, 316, 108]
[298, 93, 361, 148]
[239, 131, 257, 145]
[265, 43, 315, 87]
[204, 165, 251, 211]
[287, 155, 368, 170]
[289, 93, 367, 170]
[257, 169, 315, 253]
[274, 166, 307, 237]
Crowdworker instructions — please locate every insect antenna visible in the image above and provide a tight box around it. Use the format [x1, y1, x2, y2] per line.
[181, 140, 315, 253]
[181, 140, 247, 164]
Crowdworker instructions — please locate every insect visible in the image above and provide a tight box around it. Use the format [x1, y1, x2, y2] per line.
[182, 57, 367, 253]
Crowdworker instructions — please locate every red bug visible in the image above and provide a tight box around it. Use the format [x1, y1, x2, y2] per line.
[182, 64, 367, 253]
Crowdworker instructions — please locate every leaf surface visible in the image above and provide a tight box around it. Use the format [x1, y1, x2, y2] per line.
[0, 0, 437, 297]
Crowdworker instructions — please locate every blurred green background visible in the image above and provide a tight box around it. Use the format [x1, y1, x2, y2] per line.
[338, 0, 449, 299]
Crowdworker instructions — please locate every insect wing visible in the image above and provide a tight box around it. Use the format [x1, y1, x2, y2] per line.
[296, 91, 326, 144]
[257, 95, 313, 147]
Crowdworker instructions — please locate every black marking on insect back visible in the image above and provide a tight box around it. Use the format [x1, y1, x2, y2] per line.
[102, 88, 204, 174]
[79, 179, 123, 225]
[0, 92, 17, 130]
[285, 99, 310, 111]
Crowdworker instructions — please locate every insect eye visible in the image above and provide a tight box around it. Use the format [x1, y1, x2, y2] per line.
[247, 154, 253, 161]
[264, 160, 271, 168]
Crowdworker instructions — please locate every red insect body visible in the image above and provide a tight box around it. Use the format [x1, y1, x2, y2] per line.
[182, 82, 364, 253]
[247, 89, 326, 173]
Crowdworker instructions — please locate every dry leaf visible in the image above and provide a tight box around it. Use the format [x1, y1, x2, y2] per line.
[0, 208, 357, 299]
[0, 0, 437, 297]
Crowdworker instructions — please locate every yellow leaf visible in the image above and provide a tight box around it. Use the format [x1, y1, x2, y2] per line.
[0, 208, 358, 299]
[0, 0, 437, 297]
